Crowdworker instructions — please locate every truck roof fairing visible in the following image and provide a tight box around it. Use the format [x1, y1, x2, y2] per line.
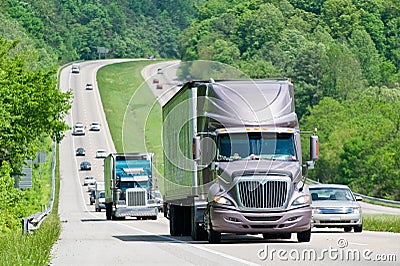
[201, 80, 297, 129]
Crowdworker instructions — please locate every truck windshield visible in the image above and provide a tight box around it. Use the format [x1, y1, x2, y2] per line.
[217, 132, 297, 161]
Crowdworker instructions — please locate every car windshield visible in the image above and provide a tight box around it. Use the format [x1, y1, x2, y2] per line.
[310, 187, 355, 201]
[216, 132, 297, 161]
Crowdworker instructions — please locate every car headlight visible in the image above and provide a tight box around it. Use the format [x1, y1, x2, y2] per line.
[213, 196, 233, 206]
[353, 207, 360, 214]
[292, 194, 311, 206]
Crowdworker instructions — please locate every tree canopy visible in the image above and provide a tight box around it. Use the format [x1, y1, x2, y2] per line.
[1, 0, 399, 201]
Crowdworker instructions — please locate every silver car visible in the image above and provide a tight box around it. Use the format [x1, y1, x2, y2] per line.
[309, 184, 362, 232]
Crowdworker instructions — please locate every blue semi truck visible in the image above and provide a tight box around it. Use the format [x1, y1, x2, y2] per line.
[104, 153, 158, 220]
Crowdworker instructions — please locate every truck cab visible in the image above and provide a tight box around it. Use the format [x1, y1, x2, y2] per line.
[162, 79, 318, 243]
[104, 153, 158, 220]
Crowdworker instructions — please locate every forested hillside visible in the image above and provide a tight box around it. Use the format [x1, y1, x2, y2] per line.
[179, 0, 400, 200]
[1, 0, 200, 64]
[0, 0, 399, 205]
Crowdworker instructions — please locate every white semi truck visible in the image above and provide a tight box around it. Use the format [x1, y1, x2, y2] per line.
[162, 79, 318, 243]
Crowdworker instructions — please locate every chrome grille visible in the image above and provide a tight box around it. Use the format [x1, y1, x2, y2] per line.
[319, 207, 353, 214]
[126, 189, 146, 207]
[237, 179, 288, 209]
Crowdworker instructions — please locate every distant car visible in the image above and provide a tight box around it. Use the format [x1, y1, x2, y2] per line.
[153, 78, 159, 84]
[87, 180, 96, 192]
[157, 68, 163, 74]
[95, 191, 106, 212]
[71, 64, 80, 74]
[89, 190, 96, 205]
[310, 184, 362, 232]
[96, 149, 107, 158]
[80, 161, 91, 171]
[156, 84, 163, 90]
[76, 147, 85, 156]
[89, 122, 100, 131]
[73, 122, 85, 135]
[84, 176, 95, 186]
[151, 190, 163, 212]
[85, 83, 93, 90]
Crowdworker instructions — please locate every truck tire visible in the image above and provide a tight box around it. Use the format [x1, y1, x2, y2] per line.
[191, 206, 207, 241]
[169, 205, 182, 236]
[182, 206, 191, 236]
[207, 219, 221, 244]
[105, 203, 112, 220]
[297, 228, 311, 242]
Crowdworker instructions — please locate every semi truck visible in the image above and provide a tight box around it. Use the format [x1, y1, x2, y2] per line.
[162, 79, 318, 243]
[104, 153, 158, 220]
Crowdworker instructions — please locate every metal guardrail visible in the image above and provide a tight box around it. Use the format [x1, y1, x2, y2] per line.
[307, 178, 400, 206]
[22, 140, 57, 234]
[21, 61, 78, 234]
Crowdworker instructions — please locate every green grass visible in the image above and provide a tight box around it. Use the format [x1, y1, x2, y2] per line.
[363, 214, 400, 233]
[0, 144, 61, 265]
[97, 60, 164, 190]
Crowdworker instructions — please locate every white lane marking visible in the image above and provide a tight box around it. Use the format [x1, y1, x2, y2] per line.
[83, 206, 259, 266]
[117, 222, 259, 266]
[68, 72, 90, 213]
[68, 60, 259, 265]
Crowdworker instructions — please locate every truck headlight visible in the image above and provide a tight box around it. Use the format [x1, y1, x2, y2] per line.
[213, 196, 233, 206]
[292, 195, 311, 206]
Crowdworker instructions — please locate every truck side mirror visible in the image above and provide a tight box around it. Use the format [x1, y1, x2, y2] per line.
[310, 135, 319, 161]
[192, 136, 200, 160]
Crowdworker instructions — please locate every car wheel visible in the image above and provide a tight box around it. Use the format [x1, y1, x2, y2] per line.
[354, 225, 362, 233]
[344, 226, 352, 232]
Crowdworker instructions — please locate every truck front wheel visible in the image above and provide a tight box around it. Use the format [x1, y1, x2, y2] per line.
[206, 213, 221, 243]
[297, 228, 311, 242]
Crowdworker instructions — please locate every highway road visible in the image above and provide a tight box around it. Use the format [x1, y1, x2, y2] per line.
[50, 59, 400, 266]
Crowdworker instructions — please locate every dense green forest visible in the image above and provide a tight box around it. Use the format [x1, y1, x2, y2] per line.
[1, 0, 200, 64]
[179, 0, 400, 200]
[0, 0, 399, 234]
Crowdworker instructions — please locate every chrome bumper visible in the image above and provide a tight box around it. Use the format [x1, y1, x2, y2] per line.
[210, 206, 311, 233]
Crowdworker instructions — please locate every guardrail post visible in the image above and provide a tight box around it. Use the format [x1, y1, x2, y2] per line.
[22, 218, 29, 235]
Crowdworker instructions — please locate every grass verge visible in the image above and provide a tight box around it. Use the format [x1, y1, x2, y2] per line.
[363, 214, 400, 233]
[97, 60, 164, 190]
[0, 143, 61, 265]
